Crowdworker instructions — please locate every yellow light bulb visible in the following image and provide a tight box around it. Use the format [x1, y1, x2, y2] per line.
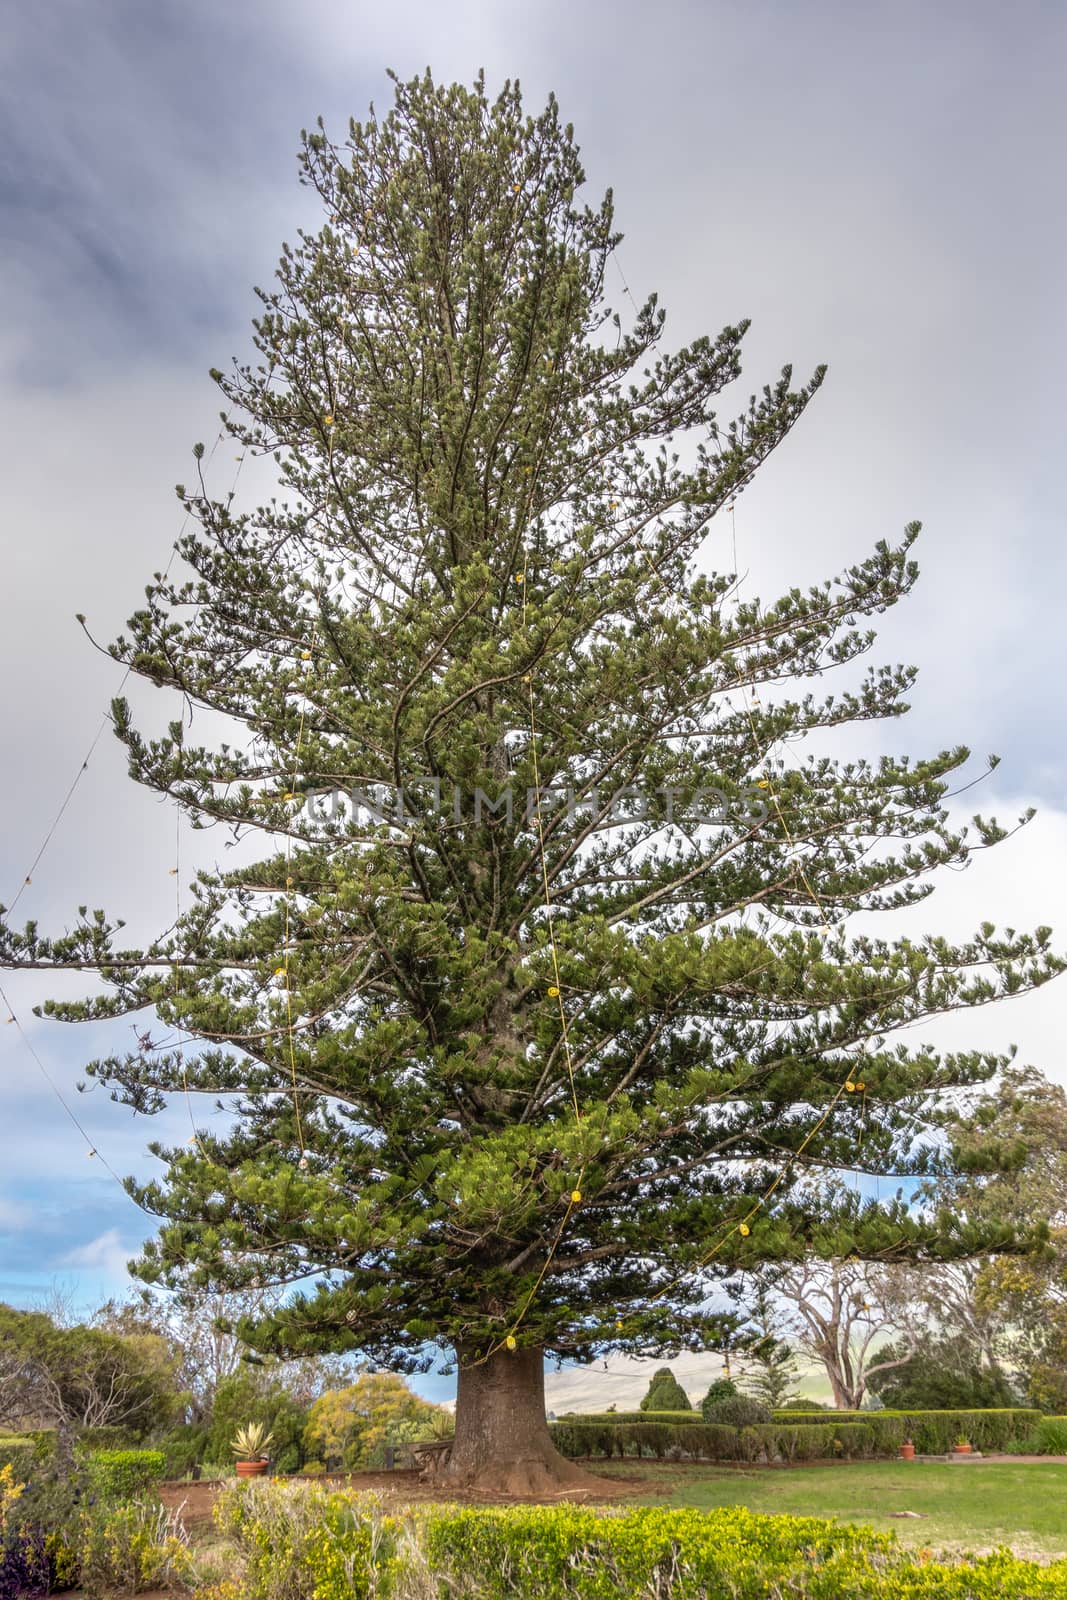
[738, 1222, 750, 1237]
[547, 985, 560, 998]
[570, 1189, 582, 1205]
[506, 1335, 517, 1351]
[845, 1081, 857, 1093]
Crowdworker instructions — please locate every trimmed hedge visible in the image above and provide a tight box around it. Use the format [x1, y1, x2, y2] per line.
[552, 1408, 1041, 1462]
[83, 1449, 166, 1501]
[556, 1410, 703, 1425]
[550, 1421, 738, 1460]
[772, 1408, 1040, 1454]
[741, 1422, 876, 1463]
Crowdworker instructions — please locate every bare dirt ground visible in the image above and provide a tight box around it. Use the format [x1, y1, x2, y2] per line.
[160, 1465, 644, 1525]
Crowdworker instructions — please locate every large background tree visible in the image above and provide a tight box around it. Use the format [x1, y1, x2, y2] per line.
[0, 72, 1060, 1491]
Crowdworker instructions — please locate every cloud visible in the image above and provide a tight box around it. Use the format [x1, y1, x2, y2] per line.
[59, 1228, 135, 1283]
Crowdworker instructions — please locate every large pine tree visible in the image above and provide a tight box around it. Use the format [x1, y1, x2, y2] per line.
[2, 72, 1060, 1491]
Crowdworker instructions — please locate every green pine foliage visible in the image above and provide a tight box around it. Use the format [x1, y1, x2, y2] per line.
[1, 70, 1061, 1381]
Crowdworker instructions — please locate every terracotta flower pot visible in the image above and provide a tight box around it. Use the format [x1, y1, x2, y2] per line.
[952, 1443, 972, 1455]
[899, 1442, 915, 1460]
[235, 1459, 269, 1477]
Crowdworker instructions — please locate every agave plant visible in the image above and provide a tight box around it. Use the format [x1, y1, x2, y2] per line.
[422, 1410, 455, 1442]
[229, 1422, 274, 1461]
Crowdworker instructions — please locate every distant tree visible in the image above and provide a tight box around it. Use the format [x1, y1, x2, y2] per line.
[771, 1243, 924, 1409]
[867, 1335, 1017, 1411]
[0, 1304, 180, 1452]
[927, 1067, 1067, 1409]
[639, 1367, 691, 1411]
[303, 1374, 446, 1470]
[95, 1287, 360, 1421]
[738, 1283, 802, 1410]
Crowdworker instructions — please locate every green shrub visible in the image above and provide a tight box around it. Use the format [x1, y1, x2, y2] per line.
[214, 1478, 391, 1600]
[699, 1377, 738, 1418]
[0, 1443, 35, 1485]
[1030, 1415, 1067, 1455]
[83, 1450, 166, 1502]
[77, 1499, 191, 1599]
[703, 1394, 773, 1429]
[161, 1424, 212, 1479]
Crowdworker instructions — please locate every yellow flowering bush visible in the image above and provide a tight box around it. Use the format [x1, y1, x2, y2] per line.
[78, 1499, 192, 1598]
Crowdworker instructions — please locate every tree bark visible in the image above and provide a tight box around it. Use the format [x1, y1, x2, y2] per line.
[442, 1344, 604, 1497]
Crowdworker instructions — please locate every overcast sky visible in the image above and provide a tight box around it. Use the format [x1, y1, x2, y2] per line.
[1, 0, 1064, 1406]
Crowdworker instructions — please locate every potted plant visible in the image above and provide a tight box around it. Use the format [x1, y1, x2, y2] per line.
[899, 1437, 916, 1460]
[231, 1422, 274, 1477]
[952, 1435, 972, 1456]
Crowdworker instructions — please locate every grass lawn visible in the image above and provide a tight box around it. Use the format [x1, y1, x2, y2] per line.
[593, 1460, 1067, 1560]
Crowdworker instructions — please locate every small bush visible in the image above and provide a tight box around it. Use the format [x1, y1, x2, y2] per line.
[703, 1395, 773, 1429]
[162, 1424, 212, 1480]
[699, 1378, 738, 1419]
[78, 1499, 191, 1599]
[1030, 1415, 1067, 1455]
[84, 1450, 166, 1502]
[0, 1463, 51, 1600]
[0, 1443, 35, 1485]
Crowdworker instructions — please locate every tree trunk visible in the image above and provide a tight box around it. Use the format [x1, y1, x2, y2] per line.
[442, 1344, 604, 1498]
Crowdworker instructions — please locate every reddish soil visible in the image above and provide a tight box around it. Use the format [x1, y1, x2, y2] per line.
[160, 1465, 642, 1524]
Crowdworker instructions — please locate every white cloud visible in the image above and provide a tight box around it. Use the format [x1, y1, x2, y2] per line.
[59, 1228, 136, 1284]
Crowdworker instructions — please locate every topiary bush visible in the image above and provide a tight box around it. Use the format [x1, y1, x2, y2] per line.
[699, 1378, 738, 1419]
[703, 1395, 773, 1429]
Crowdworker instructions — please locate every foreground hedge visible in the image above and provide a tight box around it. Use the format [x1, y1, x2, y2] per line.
[216, 1484, 1067, 1599]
